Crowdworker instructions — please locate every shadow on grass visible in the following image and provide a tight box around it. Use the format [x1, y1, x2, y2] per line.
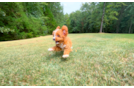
[44, 51, 68, 62]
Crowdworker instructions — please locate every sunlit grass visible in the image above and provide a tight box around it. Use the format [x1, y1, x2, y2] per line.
[0, 33, 134, 86]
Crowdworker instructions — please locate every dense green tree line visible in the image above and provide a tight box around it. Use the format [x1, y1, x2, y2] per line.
[0, 2, 133, 41]
[0, 2, 64, 41]
[65, 2, 134, 33]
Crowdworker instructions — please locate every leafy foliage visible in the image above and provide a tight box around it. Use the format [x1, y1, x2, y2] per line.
[0, 2, 134, 41]
[0, 2, 64, 41]
[66, 2, 134, 33]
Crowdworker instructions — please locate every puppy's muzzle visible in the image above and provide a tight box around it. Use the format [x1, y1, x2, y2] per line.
[53, 37, 55, 41]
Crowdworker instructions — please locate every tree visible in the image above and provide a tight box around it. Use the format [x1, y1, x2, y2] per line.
[66, 2, 129, 33]
[47, 2, 64, 26]
[100, 2, 106, 33]
[0, 2, 64, 41]
[125, 2, 134, 33]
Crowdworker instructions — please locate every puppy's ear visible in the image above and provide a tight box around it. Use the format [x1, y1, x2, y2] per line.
[56, 26, 60, 29]
[62, 25, 68, 37]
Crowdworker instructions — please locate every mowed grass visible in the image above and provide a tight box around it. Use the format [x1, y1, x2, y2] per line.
[0, 33, 134, 86]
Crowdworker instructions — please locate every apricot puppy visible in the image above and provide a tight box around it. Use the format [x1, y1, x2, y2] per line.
[48, 25, 72, 58]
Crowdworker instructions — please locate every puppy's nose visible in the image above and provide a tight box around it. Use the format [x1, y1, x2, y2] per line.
[53, 37, 55, 41]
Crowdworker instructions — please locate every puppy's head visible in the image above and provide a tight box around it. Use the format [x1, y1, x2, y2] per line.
[52, 25, 68, 44]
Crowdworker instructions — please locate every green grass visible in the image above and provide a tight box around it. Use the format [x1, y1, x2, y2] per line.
[0, 33, 134, 86]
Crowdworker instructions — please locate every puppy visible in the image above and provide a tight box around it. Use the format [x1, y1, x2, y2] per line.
[48, 25, 72, 58]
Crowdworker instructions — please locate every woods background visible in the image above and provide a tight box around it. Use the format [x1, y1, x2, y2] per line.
[0, 2, 134, 41]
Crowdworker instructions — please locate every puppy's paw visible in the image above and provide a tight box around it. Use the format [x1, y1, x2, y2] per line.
[48, 48, 54, 51]
[62, 54, 69, 58]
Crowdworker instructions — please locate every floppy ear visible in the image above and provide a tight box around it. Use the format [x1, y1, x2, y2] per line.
[56, 26, 60, 29]
[61, 25, 68, 37]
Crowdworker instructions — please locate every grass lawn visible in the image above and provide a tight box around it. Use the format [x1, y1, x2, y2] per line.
[0, 33, 134, 86]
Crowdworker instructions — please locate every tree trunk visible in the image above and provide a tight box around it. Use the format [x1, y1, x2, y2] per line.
[132, 25, 134, 33]
[129, 21, 132, 33]
[116, 6, 125, 33]
[100, 2, 106, 33]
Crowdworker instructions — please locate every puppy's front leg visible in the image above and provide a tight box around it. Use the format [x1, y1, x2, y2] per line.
[62, 48, 71, 58]
[48, 46, 62, 51]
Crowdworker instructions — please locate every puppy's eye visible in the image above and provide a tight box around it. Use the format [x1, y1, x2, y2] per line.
[57, 35, 60, 37]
